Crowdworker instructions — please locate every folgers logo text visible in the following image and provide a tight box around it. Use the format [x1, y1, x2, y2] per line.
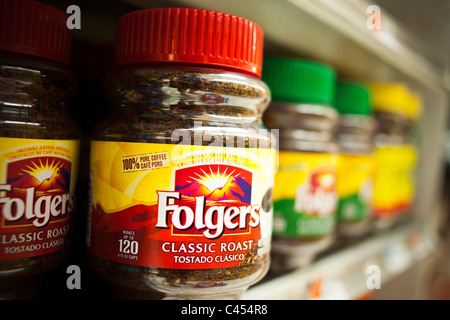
[294, 169, 337, 217]
[156, 165, 259, 240]
[0, 157, 74, 228]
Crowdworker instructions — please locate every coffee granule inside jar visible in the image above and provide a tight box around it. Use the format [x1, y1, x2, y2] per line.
[87, 8, 274, 300]
[88, 66, 271, 298]
[0, 0, 80, 299]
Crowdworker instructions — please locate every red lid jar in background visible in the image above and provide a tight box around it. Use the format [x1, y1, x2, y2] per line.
[87, 8, 274, 300]
[0, 0, 71, 65]
[0, 0, 80, 299]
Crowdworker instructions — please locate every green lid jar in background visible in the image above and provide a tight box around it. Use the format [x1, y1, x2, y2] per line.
[262, 57, 336, 105]
[334, 82, 376, 239]
[262, 57, 339, 272]
[334, 82, 372, 116]
[334, 82, 375, 154]
[263, 57, 339, 152]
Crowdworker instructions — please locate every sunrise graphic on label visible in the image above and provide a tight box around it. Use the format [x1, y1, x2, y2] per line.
[8, 157, 71, 192]
[1, 156, 73, 228]
[157, 165, 259, 239]
[176, 165, 251, 202]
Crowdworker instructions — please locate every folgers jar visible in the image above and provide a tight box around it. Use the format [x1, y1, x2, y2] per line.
[262, 58, 339, 271]
[334, 82, 375, 238]
[369, 83, 420, 229]
[0, 0, 80, 298]
[86, 8, 275, 299]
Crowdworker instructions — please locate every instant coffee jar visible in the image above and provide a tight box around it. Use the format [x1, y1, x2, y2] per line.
[262, 58, 339, 272]
[369, 83, 419, 230]
[334, 82, 376, 239]
[86, 8, 275, 299]
[0, 0, 80, 299]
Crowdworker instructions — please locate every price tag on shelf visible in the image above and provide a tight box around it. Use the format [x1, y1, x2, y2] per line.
[308, 276, 350, 300]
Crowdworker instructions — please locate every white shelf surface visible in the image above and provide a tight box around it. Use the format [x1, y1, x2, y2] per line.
[243, 220, 438, 300]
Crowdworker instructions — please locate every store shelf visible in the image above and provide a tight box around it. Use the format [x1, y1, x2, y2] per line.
[243, 220, 439, 300]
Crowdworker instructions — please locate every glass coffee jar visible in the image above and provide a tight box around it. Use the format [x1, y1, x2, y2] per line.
[334, 82, 375, 239]
[86, 8, 274, 299]
[0, 0, 79, 299]
[262, 58, 339, 272]
[369, 83, 419, 230]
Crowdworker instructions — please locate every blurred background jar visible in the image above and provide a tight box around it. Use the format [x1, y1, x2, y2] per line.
[262, 57, 339, 272]
[369, 83, 421, 230]
[334, 82, 376, 240]
[86, 8, 274, 300]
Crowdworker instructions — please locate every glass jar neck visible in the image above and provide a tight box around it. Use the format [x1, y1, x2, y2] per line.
[374, 110, 413, 145]
[336, 114, 375, 154]
[105, 65, 270, 127]
[263, 101, 339, 153]
[0, 52, 75, 112]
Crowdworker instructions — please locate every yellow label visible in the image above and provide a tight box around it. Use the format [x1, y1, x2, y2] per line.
[336, 154, 374, 198]
[272, 151, 338, 237]
[273, 152, 338, 201]
[0, 138, 79, 260]
[395, 144, 417, 211]
[336, 154, 374, 222]
[90, 142, 275, 213]
[372, 144, 417, 216]
[88, 141, 275, 269]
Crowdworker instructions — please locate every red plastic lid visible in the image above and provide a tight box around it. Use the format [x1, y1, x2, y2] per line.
[114, 8, 264, 78]
[0, 0, 71, 65]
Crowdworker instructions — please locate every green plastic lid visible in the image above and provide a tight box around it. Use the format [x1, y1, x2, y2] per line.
[262, 57, 336, 105]
[334, 82, 371, 115]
